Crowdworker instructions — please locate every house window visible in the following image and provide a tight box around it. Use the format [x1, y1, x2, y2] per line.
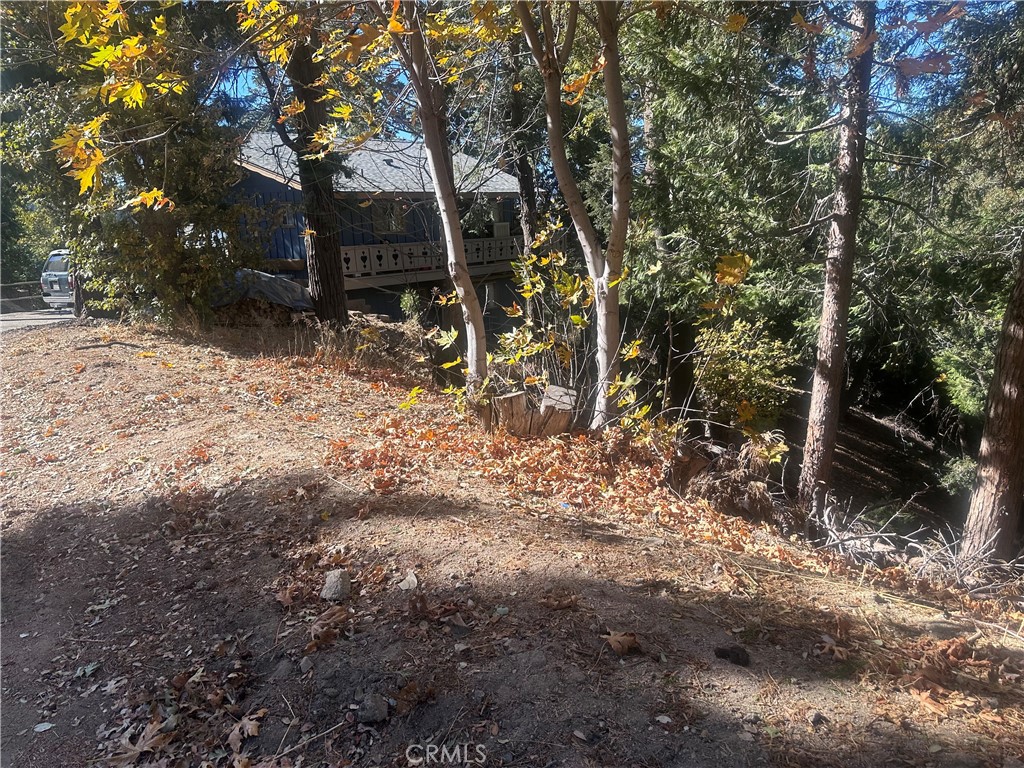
[373, 201, 405, 235]
[491, 201, 510, 239]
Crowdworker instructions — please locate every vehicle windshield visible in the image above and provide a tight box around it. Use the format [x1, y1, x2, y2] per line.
[44, 253, 69, 273]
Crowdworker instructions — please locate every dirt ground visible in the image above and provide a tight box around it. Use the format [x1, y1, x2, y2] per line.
[2, 320, 1022, 768]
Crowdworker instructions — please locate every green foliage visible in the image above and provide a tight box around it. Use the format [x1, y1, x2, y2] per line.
[0, 81, 80, 282]
[62, 106, 264, 319]
[694, 320, 796, 431]
[2, 3, 263, 318]
[399, 288, 424, 321]
[747, 429, 790, 467]
[940, 456, 978, 496]
[491, 224, 591, 392]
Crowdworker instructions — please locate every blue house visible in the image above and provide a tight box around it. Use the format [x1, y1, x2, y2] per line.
[237, 133, 521, 295]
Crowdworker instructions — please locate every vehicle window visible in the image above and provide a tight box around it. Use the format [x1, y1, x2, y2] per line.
[44, 254, 69, 273]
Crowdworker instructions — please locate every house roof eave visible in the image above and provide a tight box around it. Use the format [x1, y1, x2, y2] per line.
[240, 159, 302, 191]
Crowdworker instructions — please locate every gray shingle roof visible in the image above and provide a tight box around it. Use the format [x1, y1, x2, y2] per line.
[240, 132, 519, 197]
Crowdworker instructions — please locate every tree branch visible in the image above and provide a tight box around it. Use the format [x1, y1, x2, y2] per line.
[863, 193, 961, 243]
[766, 116, 843, 146]
[250, 50, 300, 153]
[556, 1, 578, 69]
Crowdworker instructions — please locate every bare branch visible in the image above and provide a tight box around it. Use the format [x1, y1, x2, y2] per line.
[863, 193, 962, 243]
[250, 50, 300, 153]
[556, 1, 578, 69]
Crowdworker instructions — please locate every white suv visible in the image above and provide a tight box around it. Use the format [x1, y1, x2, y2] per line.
[40, 249, 73, 309]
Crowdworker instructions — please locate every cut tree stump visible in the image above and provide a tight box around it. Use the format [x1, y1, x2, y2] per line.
[493, 386, 575, 437]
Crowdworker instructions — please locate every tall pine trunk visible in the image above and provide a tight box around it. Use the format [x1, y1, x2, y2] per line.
[286, 39, 348, 324]
[962, 252, 1024, 560]
[798, 2, 876, 517]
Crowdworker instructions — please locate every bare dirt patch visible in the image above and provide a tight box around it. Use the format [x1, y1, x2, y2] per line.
[2, 322, 1022, 768]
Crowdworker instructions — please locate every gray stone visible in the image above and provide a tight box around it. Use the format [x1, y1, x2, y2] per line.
[357, 693, 389, 723]
[320, 569, 351, 602]
[270, 659, 294, 681]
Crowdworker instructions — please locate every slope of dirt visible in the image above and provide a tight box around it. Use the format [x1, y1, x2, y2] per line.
[2, 321, 1022, 768]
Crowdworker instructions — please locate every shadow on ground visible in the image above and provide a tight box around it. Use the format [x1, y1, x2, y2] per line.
[2, 469, 1019, 768]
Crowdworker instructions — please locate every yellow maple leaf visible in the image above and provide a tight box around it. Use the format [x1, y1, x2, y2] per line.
[279, 98, 306, 121]
[715, 252, 752, 286]
[59, 3, 94, 45]
[73, 163, 100, 194]
[737, 399, 757, 423]
[724, 13, 747, 33]
[388, 0, 406, 33]
[119, 80, 147, 109]
[118, 35, 147, 59]
[84, 44, 119, 70]
[563, 55, 605, 106]
[342, 24, 381, 64]
[122, 187, 175, 212]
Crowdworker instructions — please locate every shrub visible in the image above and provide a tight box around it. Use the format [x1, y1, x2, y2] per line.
[694, 319, 796, 429]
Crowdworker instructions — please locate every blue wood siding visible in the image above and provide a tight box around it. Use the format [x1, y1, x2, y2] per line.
[337, 199, 440, 246]
[236, 173, 308, 261]
[236, 171, 515, 265]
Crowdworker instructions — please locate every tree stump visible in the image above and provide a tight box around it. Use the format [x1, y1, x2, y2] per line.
[493, 386, 575, 437]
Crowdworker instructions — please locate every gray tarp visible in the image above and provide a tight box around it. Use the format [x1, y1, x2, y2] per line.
[211, 269, 314, 311]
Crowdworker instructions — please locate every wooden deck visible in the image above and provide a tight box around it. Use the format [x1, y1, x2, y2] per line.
[265, 236, 520, 289]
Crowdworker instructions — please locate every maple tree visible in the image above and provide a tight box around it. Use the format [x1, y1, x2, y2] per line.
[515, 0, 634, 430]
[3, 2, 261, 315]
[378, 0, 503, 389]
[48, 1, 188, 197]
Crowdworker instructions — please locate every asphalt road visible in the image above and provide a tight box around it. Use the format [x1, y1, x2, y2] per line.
[0, 308, 77, 333]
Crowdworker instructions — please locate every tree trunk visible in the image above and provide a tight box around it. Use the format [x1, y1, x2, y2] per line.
[400, 2, 488, 388]
[286, 39, 348, 324]
[506, 37, 539, 252]
[663, 315, 696, 411]
[962, 252, 1024, 561]
[797, 2, 875, 516]
[515, 1, 631, 430]
[643, 85, 669, 260]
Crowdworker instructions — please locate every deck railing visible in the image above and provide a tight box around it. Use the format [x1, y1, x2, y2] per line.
[339, 236, 519, 287]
